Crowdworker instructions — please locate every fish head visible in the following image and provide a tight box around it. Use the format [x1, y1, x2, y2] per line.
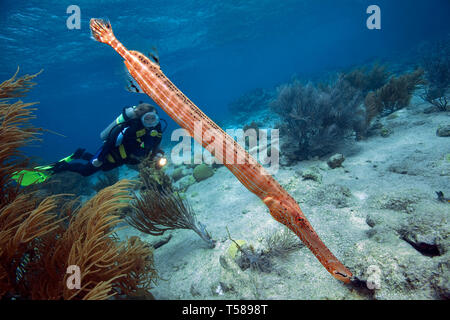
[264, 195, 353, 283]
[327, 260, 353, 283]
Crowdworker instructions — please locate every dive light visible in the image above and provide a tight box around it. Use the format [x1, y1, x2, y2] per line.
[155, 153, 167, 169]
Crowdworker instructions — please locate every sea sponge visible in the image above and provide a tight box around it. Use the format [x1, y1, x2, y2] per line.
[227, 240, 246, 259]
[193, 164, 214, 182]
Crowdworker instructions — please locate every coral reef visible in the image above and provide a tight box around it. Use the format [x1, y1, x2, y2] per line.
[243, 121, 261, 150]
[0, 70, 157, 300]
[243, 121, 261, 132]
[301, 167, 323, 183]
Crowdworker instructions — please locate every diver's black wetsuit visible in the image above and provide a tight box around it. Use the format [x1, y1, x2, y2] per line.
[54, 119, 163, 177]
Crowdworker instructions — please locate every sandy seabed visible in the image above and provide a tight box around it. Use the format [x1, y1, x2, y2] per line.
[117, 96, 449, 300]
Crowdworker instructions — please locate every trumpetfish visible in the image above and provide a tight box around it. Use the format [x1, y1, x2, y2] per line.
[89, 18, 353, 283]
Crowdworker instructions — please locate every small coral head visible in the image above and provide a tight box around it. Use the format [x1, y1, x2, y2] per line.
[90, 18, 115, 44]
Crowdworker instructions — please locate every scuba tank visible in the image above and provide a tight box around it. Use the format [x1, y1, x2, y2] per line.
[100, 104, 167, 143]
[100, 106, 138, 141]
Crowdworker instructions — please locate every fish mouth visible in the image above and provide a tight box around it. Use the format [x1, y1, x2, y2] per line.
[331, 265, 353, 283]
[333, 271, 352, 283]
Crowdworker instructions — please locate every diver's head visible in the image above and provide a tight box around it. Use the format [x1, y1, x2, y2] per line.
[135, 102, 156, 118]
[141, 111, 159, 128]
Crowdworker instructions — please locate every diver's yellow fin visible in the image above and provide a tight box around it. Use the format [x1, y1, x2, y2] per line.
[11, 152, 77, 187]
[11, 167, 53, 187]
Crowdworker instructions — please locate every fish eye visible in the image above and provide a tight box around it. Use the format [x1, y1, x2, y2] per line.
[335, 271, 349, 278]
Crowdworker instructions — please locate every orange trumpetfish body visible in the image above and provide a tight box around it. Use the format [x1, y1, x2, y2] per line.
[90, 18, 352, 283]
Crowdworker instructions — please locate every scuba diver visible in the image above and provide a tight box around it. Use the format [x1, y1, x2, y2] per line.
[11, 102, 167, 186]
[46, 102, 167, 176]
[50, 102, 167, 177]
[12, 102, 167, 186]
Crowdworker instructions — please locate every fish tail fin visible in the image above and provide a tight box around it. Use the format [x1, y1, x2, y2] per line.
[89, 18, 115, 44]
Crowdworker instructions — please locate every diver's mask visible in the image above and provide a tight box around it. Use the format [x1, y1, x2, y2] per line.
[141, 112, 159, 128]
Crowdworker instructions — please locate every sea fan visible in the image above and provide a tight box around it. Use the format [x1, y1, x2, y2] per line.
[128, 167, 215, 248]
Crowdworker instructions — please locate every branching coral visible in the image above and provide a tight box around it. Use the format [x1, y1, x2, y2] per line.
[62, 180, 157, 300]
[0, 69, 58, 299]
[8, 180, 158, 300]
[264, 227, 304, 258]
[0, 68, 43, 206]
[226, 227, 302, 273]
[0, 69, 157, 300]
[343, 63, 391, 94]
[1, 180, 157, 300]
[364, 68, 425, 118]
[128, 162, 215, 248]
[0, 194, 63, 298]
[0, 67, 42, 99]
[420, 37, 450, 111]
[271, 76, 362, 160]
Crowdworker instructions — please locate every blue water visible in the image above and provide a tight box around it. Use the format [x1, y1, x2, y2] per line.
[0, 0, 448, 163]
